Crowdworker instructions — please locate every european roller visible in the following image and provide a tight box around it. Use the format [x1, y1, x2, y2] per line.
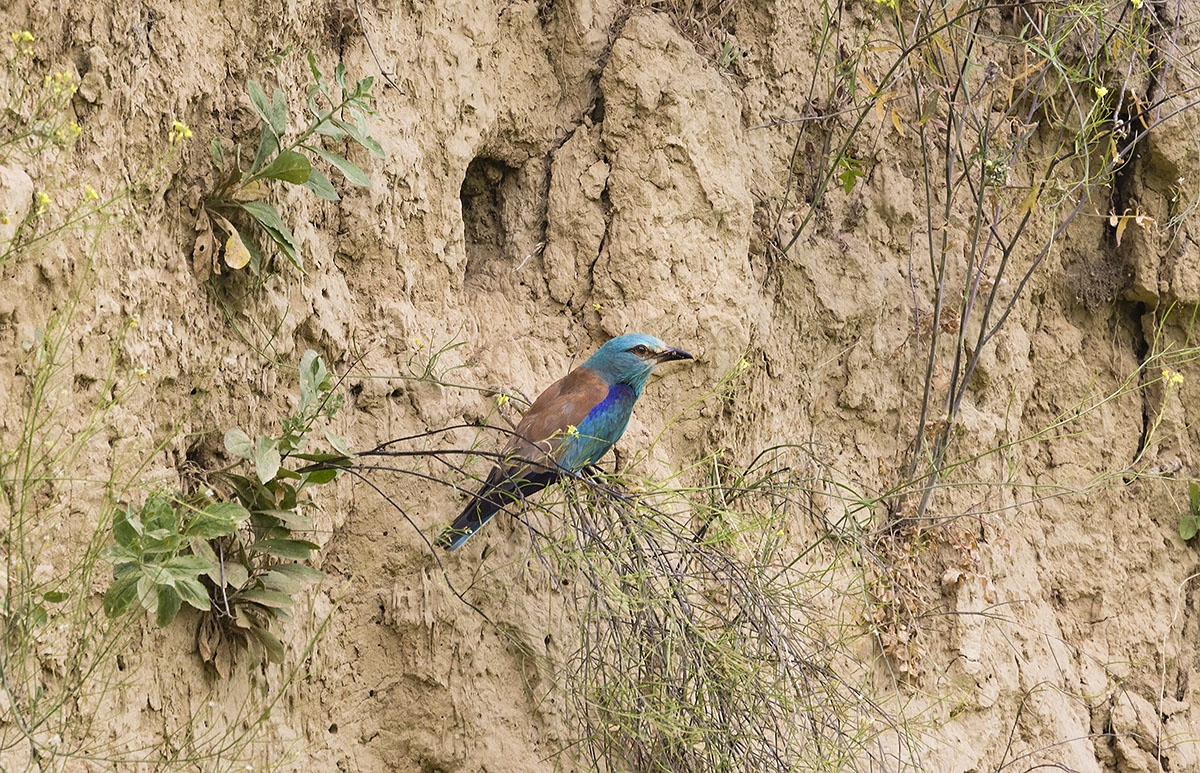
[436, 333, 693, 550]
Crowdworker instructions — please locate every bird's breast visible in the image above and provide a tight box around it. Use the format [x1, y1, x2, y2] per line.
[593, 383, 637, 417]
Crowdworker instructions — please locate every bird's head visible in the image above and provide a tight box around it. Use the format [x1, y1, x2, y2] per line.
[584, 333, 694, 395]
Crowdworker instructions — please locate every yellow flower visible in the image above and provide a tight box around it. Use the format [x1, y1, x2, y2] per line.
[1095, 85, 1109, 99]
[592, 302, 602, 311]
[1163, 369, 1184, 386]
[10, 31, 33, 55]
[84, 185, 99, 202]
[54, 121, 81, 144]
[495, 393, 510, 408]
[1131, 0, 1143, 8]
[45, 72, 76, 96]
[34, 190, 51, 215]
[566, 425, 580, 439]
[168, 120, 193, 144]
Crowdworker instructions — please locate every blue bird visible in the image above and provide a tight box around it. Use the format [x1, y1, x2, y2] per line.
[436, 333, 693, 550]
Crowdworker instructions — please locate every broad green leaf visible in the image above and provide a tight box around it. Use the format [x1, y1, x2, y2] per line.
[304, 467, 338, 485]
[103, 575, 139, 618]
[113, 506, 141, 548]
[176, 578, 211, 611]
[1190, 482, 1199, 511]
[324, 428, 351, 456]
[251, 626, 286, 663]
[305, 145, 370, 186]
[1181, 513, 1199, 541]
[271, 563, 326, 584]
[103, 549, 139, 566]
[257, 508, 314, 530]
[190, 538, 220, 580]
[249, 125, 278, 175]
[162, 555, 214, 578]
[247, 81, 275, 133]
[251, 538, 318, 560]
[156, 585, 182, 627]
[335, 62, 347, 89]
[258, 150, 311, 184]
[205, 501, 251, 523]
[43, 590, 69, 603]
[239, 200, 300, 268]
[136, 575, 157, 613]
[346, 108, 384, 157]
[238, 587, 295, 609]
[210, 137, 224, 170]
[312, 118, 348, 140]
[28, 604, 47, 627]
[225, 428, 255, 459]
[255, 435, 282, 484]
[101, 546, 139, 566]
[270, 88, 287, 138]
[330, 117, 369, 150]
[142, 496, 177, 533]
[362, 134, 385, 159]
[303, 167, 339, 201]
[221, 561, 250, 590]
[261, 569, 304, 594]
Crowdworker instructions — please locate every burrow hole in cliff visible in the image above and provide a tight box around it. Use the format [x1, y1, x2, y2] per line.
[460, 155, 544, 290]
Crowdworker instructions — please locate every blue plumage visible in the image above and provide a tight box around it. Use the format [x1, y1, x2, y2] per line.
[436, 333, 692, 550]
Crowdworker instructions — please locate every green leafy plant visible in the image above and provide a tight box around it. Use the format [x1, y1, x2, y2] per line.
[835, 153, 864, 194]
[1181, 482, 1200, 540]
[101, 494, 248, 627]
[102, 351, 348, 671]
[195, 53, 383, 276]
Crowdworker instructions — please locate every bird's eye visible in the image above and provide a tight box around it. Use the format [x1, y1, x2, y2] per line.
[630, 345, 649, 356]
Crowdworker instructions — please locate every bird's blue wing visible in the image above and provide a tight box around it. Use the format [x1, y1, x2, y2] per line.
[556, 383, 637, 471]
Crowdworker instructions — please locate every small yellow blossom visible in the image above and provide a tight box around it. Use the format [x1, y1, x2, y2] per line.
[168, 120, 193, 144]
[34, 190, 51, 215]
[54, 121, 81, 144]
[495, 393, 510, 408]
[412, 336, 423, 349]
[84, 185, 99, 202]
[566, 425, 580, 439]
[1095, 85, 1109, 99]
[1, 212, 9, 225]
[10, 30, 34, 55]
[128, 316, 139, 329]
[592, 303, 602, 311]
[1163, 369, 1184, 386]
[45, 72, 76, 96]
[1131, 0, 1143, 8]
[135, 367, 148, 379]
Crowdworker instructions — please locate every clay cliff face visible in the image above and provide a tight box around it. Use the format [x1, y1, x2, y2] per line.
[3, 0, 1200, 770]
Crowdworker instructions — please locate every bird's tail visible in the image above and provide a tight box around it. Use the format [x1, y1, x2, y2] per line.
[435, 469, 557, 550]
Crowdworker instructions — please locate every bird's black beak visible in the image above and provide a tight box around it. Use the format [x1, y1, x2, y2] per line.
[655, 347, 694, 363]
